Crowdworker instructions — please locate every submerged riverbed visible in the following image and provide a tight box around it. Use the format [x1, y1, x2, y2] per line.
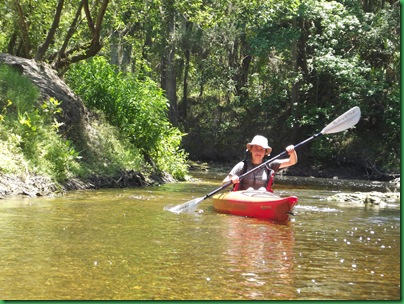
[0, 174, 400, 300]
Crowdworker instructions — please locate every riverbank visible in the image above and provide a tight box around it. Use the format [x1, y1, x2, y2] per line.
[0, 170, 169, 199]
[0, 54, 188, 200]
[0, 161, 400, 199]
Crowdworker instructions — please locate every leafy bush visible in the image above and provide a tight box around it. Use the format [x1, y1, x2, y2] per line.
[79, 111, 145, 177]
[66, 56, 189, 180]
[0, 63, 158, 183]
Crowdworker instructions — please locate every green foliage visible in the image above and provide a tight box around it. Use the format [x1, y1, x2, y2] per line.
[175, 0, 399, 175]
[0, 64, 149, 182]
[78, 111, 145, 177]
[0, 66, 39, 114]
[0, 0, 400, 177]
[294, 0, 399, 172]
[65, 56, 189, 180]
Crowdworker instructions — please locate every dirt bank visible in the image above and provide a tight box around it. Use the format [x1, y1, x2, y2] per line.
[0, 170, 170, 199]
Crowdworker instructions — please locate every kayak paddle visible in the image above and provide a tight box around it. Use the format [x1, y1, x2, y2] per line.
[164, 106, 361, 214]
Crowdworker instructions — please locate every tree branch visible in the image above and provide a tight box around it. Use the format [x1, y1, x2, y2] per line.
[49, 0, 84, 65]
[35, 0, 65, 61]
[52, 0, 110, 75]
[83, 0, 95, 35]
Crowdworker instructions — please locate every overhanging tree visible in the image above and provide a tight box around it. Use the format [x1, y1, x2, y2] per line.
[3, 0, 110, 75]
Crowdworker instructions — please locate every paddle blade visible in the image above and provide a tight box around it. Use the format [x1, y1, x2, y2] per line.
[164, 197, 205, 214]
[321, 106, 361, 134]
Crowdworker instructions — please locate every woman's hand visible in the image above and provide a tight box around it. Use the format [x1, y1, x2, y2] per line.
[222, 174, 240, 186]
[279, 145, 298, 169]
[230, 175, 240, 184]
[285, 145, 295, 155]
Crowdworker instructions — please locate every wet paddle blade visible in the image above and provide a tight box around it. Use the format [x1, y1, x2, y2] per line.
[164, 197, 205, 214]
[321, 106, 361, 134]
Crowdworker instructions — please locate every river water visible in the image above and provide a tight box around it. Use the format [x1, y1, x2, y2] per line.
[0, 172, 400, 300]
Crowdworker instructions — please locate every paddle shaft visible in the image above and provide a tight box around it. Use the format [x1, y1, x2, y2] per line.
[202, 132, 324, 201]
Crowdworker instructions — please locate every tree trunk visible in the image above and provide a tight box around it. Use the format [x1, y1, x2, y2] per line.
[236, 54, 251, 100]
[160, 0, 178, 126]
[14, 0, 31, 58]
[110, 31, 120, 67]
[166, 47, 178, 126]
[235, 30, 251, 101]
[181, 47, 190, 123]
[109, 26, 135, 73]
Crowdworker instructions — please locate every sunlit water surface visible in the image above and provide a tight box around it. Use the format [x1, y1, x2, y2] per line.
[0, 173, 400, 300]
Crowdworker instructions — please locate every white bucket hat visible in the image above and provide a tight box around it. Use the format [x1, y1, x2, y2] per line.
[246, 135, 272, 155]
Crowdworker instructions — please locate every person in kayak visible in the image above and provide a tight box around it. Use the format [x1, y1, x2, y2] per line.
[222, 135, 297, 191]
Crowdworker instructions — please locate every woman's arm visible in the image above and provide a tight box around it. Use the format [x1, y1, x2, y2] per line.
[222, 174, 240, 185]
[278, 145, 298, 169]
[222, 161, 244, 185]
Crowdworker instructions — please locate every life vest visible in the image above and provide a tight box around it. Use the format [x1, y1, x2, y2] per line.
[233, 160, 275, 192]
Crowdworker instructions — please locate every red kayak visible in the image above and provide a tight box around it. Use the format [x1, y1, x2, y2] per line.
[212, 189, 298, 222]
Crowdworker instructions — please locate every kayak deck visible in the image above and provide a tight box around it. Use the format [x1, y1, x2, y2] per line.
[212, 190, 298, 222]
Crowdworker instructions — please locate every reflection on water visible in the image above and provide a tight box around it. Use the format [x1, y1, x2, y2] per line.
[0, 176, 400, 300]
[220, 217, 295, 299]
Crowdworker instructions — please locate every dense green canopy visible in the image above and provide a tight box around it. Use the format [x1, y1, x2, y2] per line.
[0, 0, 400, 179]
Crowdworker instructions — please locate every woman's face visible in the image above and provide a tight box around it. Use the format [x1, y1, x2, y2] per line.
[250, 145, 266, 163]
